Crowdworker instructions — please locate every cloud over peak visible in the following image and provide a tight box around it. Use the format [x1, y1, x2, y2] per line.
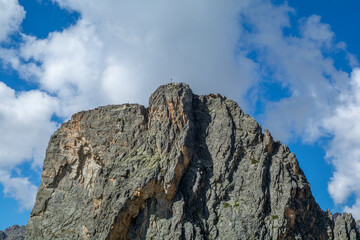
[0, 0, 360, 217]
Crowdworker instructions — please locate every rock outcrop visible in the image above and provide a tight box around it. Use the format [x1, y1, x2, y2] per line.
[26, 83, 359, 239]
[0, 225, 25, 240]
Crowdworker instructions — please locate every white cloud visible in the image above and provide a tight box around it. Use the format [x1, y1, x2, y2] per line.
[0, 80, 57, 210]
[0, 0, 25, 42]
[18, 20, 106, 116]
[300, 15, 334, 46]
[325, 69, 360, 217]
[0, 82, 58, 168]
[235, 2, 352, 142]
[14, 0, 258, 112]
[0, 169, 37, 210]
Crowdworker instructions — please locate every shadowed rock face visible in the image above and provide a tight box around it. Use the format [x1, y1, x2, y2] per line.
[26, 83, 359, 239]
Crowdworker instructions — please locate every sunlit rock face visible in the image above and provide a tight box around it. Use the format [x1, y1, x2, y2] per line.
[26, 83, 359, 240]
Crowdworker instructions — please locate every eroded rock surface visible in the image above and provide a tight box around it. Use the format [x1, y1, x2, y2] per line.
[26, 83, 359, 239]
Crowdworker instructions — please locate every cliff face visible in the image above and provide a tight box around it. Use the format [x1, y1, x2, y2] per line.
[26, 83, 359, 240]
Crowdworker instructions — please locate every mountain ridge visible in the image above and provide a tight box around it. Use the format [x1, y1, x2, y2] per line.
[0, 225, 25, 240]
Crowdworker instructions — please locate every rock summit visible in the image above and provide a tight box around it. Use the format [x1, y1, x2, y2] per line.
[26, 83, 359, 239]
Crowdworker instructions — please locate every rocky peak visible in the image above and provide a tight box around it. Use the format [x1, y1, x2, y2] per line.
[0, 225, 25, 240]
[26, 83, 359, 239]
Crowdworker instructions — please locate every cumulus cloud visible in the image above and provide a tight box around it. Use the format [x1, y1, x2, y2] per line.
[0, 169, 37, 210]
[18, 20, 105, 116]
[14, 0, 258, 112]
[0, 82, 59, 168]
[325, 69, 360, 217]
[300, 15, 335, 46]
[236, 2, 351, 142]
[0, 0, 25, 43]
[0, 81, 57, 210]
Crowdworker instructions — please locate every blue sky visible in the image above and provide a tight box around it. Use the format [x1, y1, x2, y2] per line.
[0, 0, 360, 230]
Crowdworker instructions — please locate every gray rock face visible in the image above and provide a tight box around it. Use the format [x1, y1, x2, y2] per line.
[333, 213, 358, 239]
[0, 225, 25, 240]
[26, 83, 359, 239]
